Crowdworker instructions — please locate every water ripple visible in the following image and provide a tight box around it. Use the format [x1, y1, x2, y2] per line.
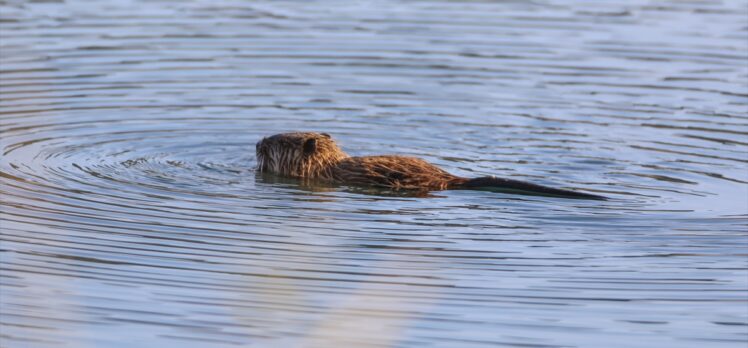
[1, 0, 747, 347]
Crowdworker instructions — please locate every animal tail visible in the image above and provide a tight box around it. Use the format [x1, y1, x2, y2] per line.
[455, 176, 606, 200]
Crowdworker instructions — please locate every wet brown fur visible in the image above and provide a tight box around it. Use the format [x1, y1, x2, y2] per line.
[256, 132, 465, 190]
[256, 132, 605, 199]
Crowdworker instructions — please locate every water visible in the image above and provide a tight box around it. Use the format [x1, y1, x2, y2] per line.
[1, 0, 747, 347]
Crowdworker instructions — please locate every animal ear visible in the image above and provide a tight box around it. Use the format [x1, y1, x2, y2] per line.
[321, 133, 331, 138]
[303, 138, 317, 156]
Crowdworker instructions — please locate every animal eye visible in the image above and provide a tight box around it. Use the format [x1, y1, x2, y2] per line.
[303, 138, 317, 155]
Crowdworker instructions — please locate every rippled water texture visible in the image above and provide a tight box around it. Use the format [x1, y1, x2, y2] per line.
[2, 1, 748, 347]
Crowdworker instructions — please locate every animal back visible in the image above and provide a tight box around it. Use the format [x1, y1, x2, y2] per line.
[332, 155, 461, 190]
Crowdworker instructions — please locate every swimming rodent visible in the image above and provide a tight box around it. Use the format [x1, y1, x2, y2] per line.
[256, 132, 606, 200]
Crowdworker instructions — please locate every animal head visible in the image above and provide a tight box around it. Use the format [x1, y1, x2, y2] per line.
[256, 132, 349, 178]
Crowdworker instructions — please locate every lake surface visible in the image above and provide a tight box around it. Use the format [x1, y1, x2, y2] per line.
[1, 0, 747, 347]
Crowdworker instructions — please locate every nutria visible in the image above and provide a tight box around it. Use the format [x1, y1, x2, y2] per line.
[256, 132, 605, 200]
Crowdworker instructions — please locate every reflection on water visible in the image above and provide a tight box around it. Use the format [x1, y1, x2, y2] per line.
[1, 0, 747, 347]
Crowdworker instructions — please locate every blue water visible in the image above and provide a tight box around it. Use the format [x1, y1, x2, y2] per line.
[1, 1, 747, 347]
